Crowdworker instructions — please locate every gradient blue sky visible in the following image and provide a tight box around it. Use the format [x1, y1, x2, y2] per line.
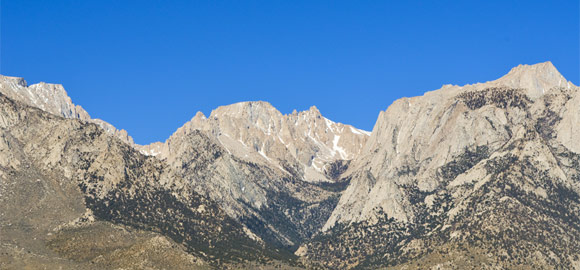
[1, 1, 578, 144]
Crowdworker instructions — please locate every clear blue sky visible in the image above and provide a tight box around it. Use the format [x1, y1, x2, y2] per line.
[1, 1, 578, 144]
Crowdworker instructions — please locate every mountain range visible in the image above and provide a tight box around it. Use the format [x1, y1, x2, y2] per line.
[1, 61, 579, 269]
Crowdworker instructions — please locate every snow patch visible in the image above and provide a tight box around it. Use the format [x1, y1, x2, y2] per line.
[350, 126, 371, 136]
[258, 142, 271, 162]
[312, 161, 321, 172]
[141, 149, 161, 156]
[217, 136, 231, 154]
[324, 117, 335, 132]
[258, 149, 270, 161]
[332, 135, 347, 159]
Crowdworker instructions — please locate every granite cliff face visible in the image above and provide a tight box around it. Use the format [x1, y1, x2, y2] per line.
[301, 61, 580, 269]
[129, 100, 369, 248]
[324, 61, 576, 229]
[0, 75, 135, 145]
[2, 61, 579, 269]
[145, 101, 369, 183]
[144, 101, 369, 248]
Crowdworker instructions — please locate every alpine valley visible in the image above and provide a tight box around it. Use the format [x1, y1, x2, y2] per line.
[1, 61, 579, 269]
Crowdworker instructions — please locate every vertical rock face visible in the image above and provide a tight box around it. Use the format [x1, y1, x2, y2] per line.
[0, 76, 91, 120]
[555, 85, 580, 153]
[0, 75, 135, 145]
[324, 61, 577, 229]
[302, 62, 580, 269]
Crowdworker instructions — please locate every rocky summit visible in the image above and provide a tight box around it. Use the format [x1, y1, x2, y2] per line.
[1, 61, 579, 269]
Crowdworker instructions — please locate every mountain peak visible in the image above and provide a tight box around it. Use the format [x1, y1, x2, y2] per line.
[194, 111, 206, 119]
[493, 61, 573, 98]
[188, 111, 207, 125]
[0, 75, 28, 88]
[503, 61, 563, 82]
[239, 100, 275, 108]
[508, 61, 556, 72]
[306, 105, 322, 117]
[0, 74, 138, 146]
[210, 101, 282, 121]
